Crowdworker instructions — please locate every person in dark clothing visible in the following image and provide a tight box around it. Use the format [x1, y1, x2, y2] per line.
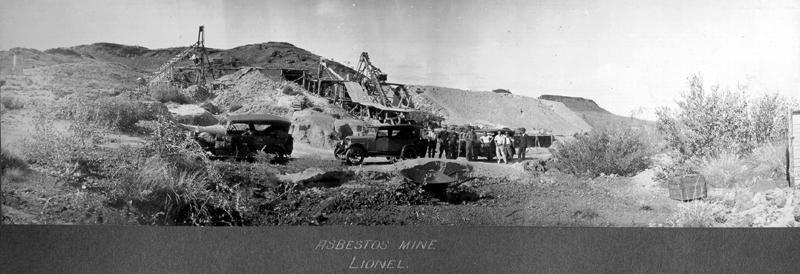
[516, 128, 528, 161]
[447, 130, 459, 159]
[437, 129, 449, 158]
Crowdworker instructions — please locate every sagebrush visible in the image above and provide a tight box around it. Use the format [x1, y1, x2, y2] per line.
[54, 94, 162, 133]
[550, 126, 656, 177]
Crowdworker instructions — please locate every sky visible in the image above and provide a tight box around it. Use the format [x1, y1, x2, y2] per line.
[1, 0, 798, 119]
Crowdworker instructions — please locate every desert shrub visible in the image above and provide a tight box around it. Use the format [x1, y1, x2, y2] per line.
[206, 160, 281, 189]
[150, 85, 191, 104]
[656, 75, 792, 159]
[550, 127, 655, 177]
[108, 156, 218, 225]
[1, 96, 25, 110]
[698, 151, 750, 188]
[666, 200, 727, 227]
[55, 94, 160, 133]
[20, 116, 108, 179]
[104, 117, 254, 225]
[1, 148, 28, 176]
[749, 143, 788, 179]
[655, 143, 788, 188]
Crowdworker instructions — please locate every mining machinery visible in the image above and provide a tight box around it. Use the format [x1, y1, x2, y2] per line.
[148, 26, 212, 87]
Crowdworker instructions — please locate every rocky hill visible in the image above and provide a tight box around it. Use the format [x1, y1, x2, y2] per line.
[1, 41, 645, 136]
[539, 94, 654, 130]
[410, 86, 592, 135]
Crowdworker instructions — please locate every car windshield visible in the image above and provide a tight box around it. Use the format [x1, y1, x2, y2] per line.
[253, 124, 271, 131]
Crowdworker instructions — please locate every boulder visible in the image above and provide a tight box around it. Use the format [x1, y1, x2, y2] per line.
[399, 161, 473, 185]
[291, 109, 338, 148]
[168, 104, 219, 126]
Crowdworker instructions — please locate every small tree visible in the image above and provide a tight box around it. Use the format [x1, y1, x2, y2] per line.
[656, 75, 790, 158]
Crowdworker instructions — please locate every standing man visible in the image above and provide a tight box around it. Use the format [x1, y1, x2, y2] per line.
[464, 127, 477, 161]
[447, 128, 459, 159]
[420, 129, 430, 158]
[437, 127, 448, 158]
[457, 127, 466, 158]
[516, 128, 528, 161]
[426, 127, 437, 158]
[495, 130, 508, 164]
[480, 131, 493, 160]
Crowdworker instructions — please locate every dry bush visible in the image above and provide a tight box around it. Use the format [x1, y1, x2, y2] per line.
[550, 126, 656, 177]
[20, 116, 107, 178]
[104, 118, 252, 225]
[666, 200, 727, 227]
[749, 143, 788, 179]
[698, 151, 750, 188]
[657, 142, 789, 188]
[1, 148, 28, 176]
[55, 94, 160, 133]
[1, 96, 25, 110]
[108, 156, 216, 225]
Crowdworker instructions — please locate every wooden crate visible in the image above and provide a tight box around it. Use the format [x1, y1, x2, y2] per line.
[668, 174, 707, 201]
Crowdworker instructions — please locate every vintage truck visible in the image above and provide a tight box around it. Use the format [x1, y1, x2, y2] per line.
[183, 113, 293, 159]
[334, 124, 426, 165]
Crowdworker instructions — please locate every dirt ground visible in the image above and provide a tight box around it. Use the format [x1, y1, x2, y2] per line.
[2, 117, 677, 226]
[0, 59, 676, 226]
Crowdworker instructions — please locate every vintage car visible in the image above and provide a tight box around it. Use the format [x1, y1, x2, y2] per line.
[183, 113, 293, 159]
[334, 124, 426, 165]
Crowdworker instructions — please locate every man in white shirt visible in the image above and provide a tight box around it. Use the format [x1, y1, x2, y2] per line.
[495, 131, 508, 164]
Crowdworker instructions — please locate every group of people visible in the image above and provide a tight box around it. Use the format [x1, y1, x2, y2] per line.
[420, 126, 528, 164]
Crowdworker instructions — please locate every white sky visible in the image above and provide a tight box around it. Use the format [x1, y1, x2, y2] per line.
[1, 0, 798, 119]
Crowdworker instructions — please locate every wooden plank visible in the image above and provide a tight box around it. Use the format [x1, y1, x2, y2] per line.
[791, 110, 799, 186]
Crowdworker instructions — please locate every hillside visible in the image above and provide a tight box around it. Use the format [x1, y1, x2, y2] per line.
[1, 41, 649, 136]
[410, 86, 592, 135]
[539, 94, 655, 130]
[0, 48, 87, 74]
[2, 42, 357, 78]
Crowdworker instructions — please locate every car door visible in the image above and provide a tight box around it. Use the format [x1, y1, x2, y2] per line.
[374, 128, 390, 153]
[251, 123, 272, 151]
[388, 128, 413, 153]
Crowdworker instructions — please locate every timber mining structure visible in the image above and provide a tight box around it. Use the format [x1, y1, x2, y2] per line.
[149, 26, 442, 127]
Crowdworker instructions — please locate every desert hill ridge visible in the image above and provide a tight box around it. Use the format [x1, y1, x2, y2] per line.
[1, 41, 646, 135]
